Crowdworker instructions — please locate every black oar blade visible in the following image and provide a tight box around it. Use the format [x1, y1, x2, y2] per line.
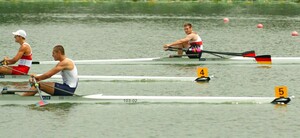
[271, 97, 291, 104]
[255, 55, 272, 64]
[32, 61, 40, 64]
[242, 50, 256, 57]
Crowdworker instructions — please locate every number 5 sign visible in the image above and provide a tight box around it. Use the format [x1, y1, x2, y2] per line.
[275, 86, 288, 98]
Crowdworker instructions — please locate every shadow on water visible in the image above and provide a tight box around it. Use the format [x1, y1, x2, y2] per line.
[1, 103, 78, 114]
[28, 103, 79, 112]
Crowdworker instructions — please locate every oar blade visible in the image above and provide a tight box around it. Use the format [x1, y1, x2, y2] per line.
[32, 61, 40, 64]
[242, 50, 256, 57]
[35, 100, 48, 107]
[255, 55, 272, 64]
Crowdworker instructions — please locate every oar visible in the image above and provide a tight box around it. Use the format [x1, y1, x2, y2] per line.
[6, 64, 49, 106]
[167, 48, 225, 58]
[169, 53, 225, 58]
[0, 66, 48, 106]
[167, 47, 256, 57]
[1, 88, 37, 94]
[203, 50, 255, 57]
[1, 65, 28, 75]
[0, 60, 6, 66]
[203, 52, 225, 58]
[169, 54, 198, 58]
[254, 55, 272, 64]
[168, 54, 272, 64]
[32, 77, 48, 107]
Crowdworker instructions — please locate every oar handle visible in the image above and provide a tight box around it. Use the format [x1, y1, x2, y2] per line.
[167, 47, 193, 52]
[0, 60, 7, 66]
[31, 77, 48, 106]
[32, 77, 44, 99]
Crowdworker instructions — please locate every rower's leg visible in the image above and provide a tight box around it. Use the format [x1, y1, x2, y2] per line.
[177, 48, 183, 56]
[0, 66, 12, 75]
[22, 82, 55, 96]
[39, 82, 55, 95]
[22, 86, 38, 96]
[178, 42, 189, 56]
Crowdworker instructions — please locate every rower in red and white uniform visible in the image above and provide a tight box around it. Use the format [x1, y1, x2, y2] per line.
[186, 33, 203, 58]
[0, 30, 32, 75]
[163, 23, 203, 59]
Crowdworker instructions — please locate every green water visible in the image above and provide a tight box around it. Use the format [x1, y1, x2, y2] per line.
[1, 1, 300, 15]
[1, 1, 300, 138]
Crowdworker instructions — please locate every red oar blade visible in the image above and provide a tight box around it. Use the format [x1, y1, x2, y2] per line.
[35, 100, 48, 107]
[255, 55, 272, 64]
[242, 50, 256, 57]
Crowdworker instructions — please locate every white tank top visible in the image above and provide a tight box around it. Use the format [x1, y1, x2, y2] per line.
[189, 34, 203, 50]
[189, 34, 202, 43]
[18, 42, 32, 67]
[61, 59, 78, 88]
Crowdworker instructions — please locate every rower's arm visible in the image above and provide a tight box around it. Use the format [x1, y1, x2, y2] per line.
[166, 34, 194, 47]
[5, 45, 26, 65]
[35, 62, 66, 81]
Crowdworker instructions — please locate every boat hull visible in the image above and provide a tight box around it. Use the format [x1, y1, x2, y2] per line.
[0, 94, 278, 105]
[0, 75, 197, 82]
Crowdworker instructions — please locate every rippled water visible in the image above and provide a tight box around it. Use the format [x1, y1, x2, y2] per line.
[1, 6, 300, 138]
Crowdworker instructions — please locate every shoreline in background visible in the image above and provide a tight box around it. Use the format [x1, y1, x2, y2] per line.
[0, 0, 300, 16]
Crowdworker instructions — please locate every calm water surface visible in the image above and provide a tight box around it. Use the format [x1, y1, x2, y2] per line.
[0, 12, 300, 137]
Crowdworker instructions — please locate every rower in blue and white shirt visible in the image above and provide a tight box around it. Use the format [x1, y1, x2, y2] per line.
[23, 45, 78, 96]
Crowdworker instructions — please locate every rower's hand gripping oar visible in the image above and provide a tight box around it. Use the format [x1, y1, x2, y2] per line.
[0, 59, 8, 66]
[32, 76, 48, 107]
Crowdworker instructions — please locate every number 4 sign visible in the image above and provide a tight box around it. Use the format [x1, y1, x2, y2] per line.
[197, 67, 208, 78]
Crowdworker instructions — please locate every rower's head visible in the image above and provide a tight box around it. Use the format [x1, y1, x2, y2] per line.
[183, 23, 193, 35]
[12, 30, 26, 42]
[52, 45, 65, 61]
